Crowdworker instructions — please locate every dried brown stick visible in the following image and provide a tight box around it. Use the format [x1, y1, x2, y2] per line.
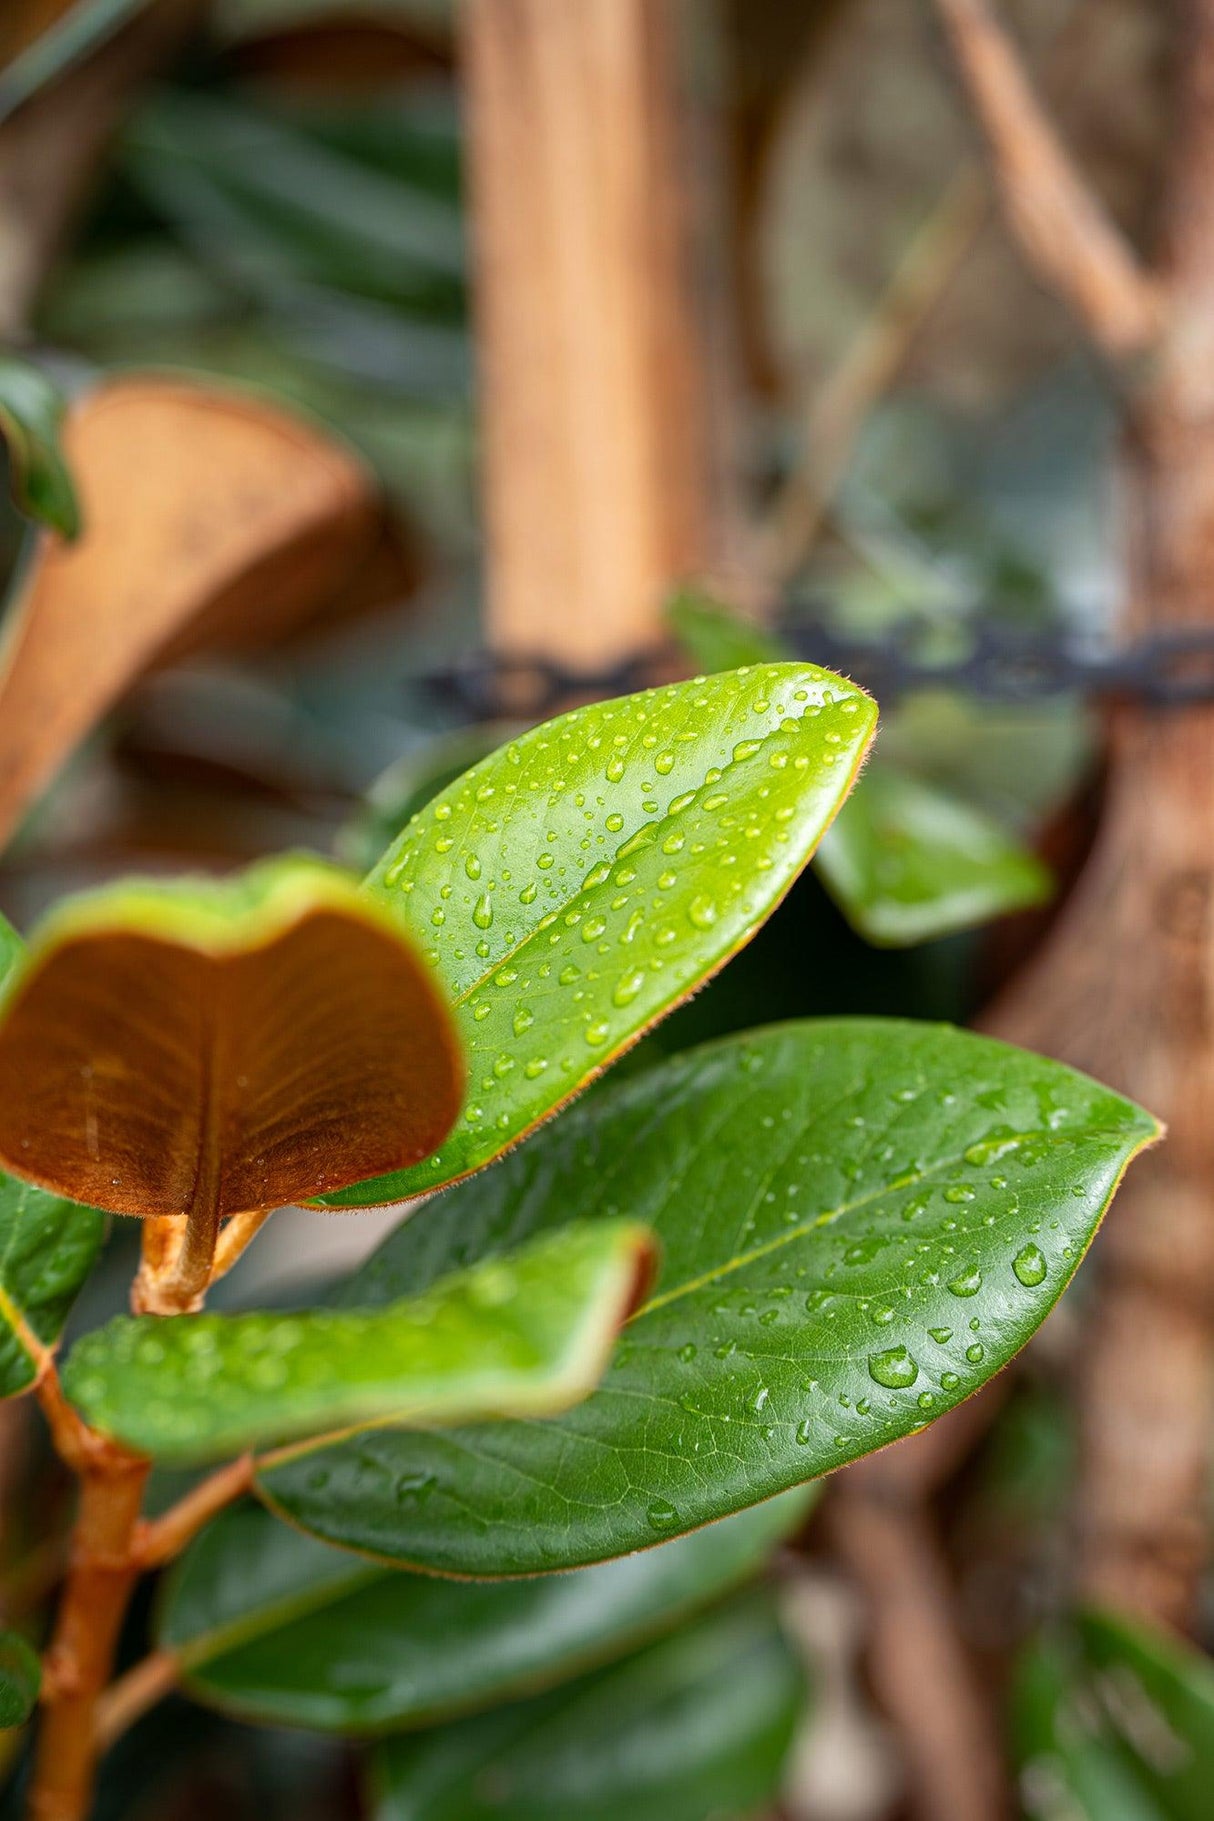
[930, 0, 1162, 360]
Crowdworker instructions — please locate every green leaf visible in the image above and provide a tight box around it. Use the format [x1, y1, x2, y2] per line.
[368, 1590, 804, 1821]
[0, 1630, 40, 1729]
[0, 0, 152, 124]
[1079, 1610, 1214, 1821]
[63, 1221, 653, 1463]
[260, 1019, 1157, 1574]
[666, 590, 1053, 948]
[815, 761, 1052, 946]
[1012, 1631, 1168, 1821]
[0, 856, 463, 1219]
[330, 663, 877, 1206]
[0, 354, 80, 538]
[0, 1175, 107, 1400]
[160, 1488, 812, 1733]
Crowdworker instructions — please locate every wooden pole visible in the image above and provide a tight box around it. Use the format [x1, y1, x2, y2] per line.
[461, 0, 717, 670]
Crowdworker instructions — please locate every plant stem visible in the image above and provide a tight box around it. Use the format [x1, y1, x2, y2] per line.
[29, 1451, 149, 1821]
[95, 1651, 178, 1753]
[134, 1453, 254, 1570]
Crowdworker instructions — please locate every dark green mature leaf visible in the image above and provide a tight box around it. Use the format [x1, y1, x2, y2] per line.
[1012, 1632, 1167, 1821]
[63, 1221, 653, 1463]
[160, 1488, 812, 1733]
[814, 761, 1051, 946]
[368, 1590, 804, 1821]
[0, 0, 151, 123]
[0, 354, 80, 538]
[1080, 1610, 1214, 1821]
[0, 907, 106, 1399]
[261, 1019, 1156, 1574]
[0, 1630, 40, 1730]
[330, 664, 876, 1206]
[0, 856, 462, 1219]
[667, 590, 1052, 947]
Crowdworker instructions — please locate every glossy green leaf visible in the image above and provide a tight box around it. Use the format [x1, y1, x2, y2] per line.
[63, 1220, 653, 1463]
[368, 1590, 804, 1821]
[667, 590, 1053, 947]
[0, 1630, 40, 1730]
[1079, 1609, 1214, 1821]
[0, 354, 80, 538]
[330, 663, 877, 1206]
[261, 1019, 1156, 1574]
[815, 761, 1052, 946]
[160, 1487, 812, 1733]
[0, 856, 463, 1219]
[0, 909, 105, 1399]
[1012, 1631, 1167, 1821]
[0, 0, 151, 123]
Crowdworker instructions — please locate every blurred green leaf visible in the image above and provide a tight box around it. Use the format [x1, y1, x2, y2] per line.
[160, 1488, 811, 1733]
[0, 1630, 40, 1730]
[368, 1590, 804, 1821]
[1080, 1610, 1214, 1821]
[263, 1019, 1156, 1574]
[63, 1221, 652, 1463]
[0, 353, 80, 538]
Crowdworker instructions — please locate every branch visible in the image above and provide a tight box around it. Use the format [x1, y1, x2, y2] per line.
[931, 0, 1163, 359]
[134, 1453, 255, 1570]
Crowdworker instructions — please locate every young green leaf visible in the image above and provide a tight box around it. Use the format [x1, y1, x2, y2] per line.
[0, 354, 80, 539]
[0, 1629, 41, 1729]
[0, 1175, 107, 1400]
[0, 856, 463, 1219]
[368, 1591, 805, 1821]
[62, 1220, 653, 1463]
[262, 1019, 1157, 1575]
[330, 662, 877, 1206]
[667, 589, 1053, 948]
[814, 761, 1052, 946]
[159, 1488, 812, 1733]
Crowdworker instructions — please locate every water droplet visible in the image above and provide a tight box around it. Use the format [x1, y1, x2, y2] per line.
[472, 892, 493, 930]
[927, 1327, 953, 1345]
[613, 970, 645, 1007]
[944, 1185, 976, 1204]
[605, 756, 625, 783]
[947, 1268, 983, 1298]
[605, 812, 624, 832]
[732, 739, 762, 763]
[868, 1346, 919, 1390]
[795, 1418, 813, 1446]
[678, 1343, 697, 1363]
[940, 1372, 960, 1391]
[524, 1057, 548, 1078]
[513, 1007, 534, 1037]
[647, 1498, 678, 1531]
[688, 894, 718, 930]
[519, 881, 538, 905]
[465, 853, 482, 881]
[654, 751, 675, 775]
[966, 1343, 985, 1364]
[1013, 1243, 1047, 1287]
[585, 1020, 610, 1047]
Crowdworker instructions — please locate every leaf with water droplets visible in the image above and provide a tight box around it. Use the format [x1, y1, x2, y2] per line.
[0, 857, 462, 1220]
[368, 1590, 804, 1821]
[667, 592, 1052, 948]
[158, 1487, 811, 1733]
[328, 663, 876, 1205]
[0, 1629, 40, 1729]
[62, 1221, 653, 1463]
[259, 1019, 1156, 1574]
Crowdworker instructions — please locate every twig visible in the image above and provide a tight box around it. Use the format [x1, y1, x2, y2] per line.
[95, 1650, 178, 1751]
[211, 1207, 277, 1285]
[824, 1389, 1010, 1821]
[134, 1453, 254, 1571]
[930, 0, 1163, 360]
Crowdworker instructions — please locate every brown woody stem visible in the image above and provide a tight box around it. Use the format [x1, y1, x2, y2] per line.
[134, 1453, 255, 1571]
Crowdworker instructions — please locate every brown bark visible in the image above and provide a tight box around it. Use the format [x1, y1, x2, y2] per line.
[974, 2, 1214, 1632]
[461, 0, 719, 668]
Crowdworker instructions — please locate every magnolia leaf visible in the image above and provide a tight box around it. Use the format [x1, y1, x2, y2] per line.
[368, 1591, 804, 1821]
[262, 1020, 1157, 1574]
[327, 663, 876, 1206]
[0, 1631, 40, 1730]
[815, 761, 1052, 946]
[63, 1221, 653, 1462]
[159, 1487, 811, 1733]
[1012, 1630, 1171, 1821]
[0, 354, 79, 538]
[0, 856, 462, 1219]
[667, 590, 1053, 947]
[0, 374, 376, 850]
[0, 910, 106, 1399]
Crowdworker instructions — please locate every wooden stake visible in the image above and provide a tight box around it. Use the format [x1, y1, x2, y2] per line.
[461, 0, 717, 669]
